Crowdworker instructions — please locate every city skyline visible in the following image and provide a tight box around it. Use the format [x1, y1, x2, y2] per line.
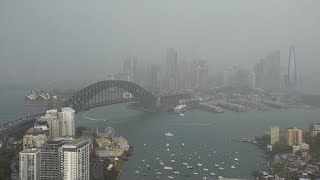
[0, 0, 320, 91]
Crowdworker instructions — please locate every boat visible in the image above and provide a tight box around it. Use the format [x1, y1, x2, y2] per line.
[231, 165, 236, 169]
[159, 161, 164, 165]
[135, 170, 140, 174]
[170, 153, 175, 157]
[168, 176, 175, 179]
[173, 171, 180, 174]
[143, 173, 147, 176]
[167, 148, 170, 152]
[218, 176, 223, 179]
[209, 172, 216, 176]
[187, 166, 193, 169]
[182, 162, 188, 166]
[171, 160, 176, 163]
[182, 143, 185, 146]
[197, 163, 203, 167]
[146, 165, 150, 168]
[155, 172, 162, 175]
[221, 162, 225, 164]
[165, 132, 174, 137]
[193, 172, 199, 175]
[164, 166, 173, 170]
[234, 158, 239, 161]
[166, 143, 170, 147]
[203, 168, 209, 171]
[219, 167, 224, 170]
[179, 113, 185, 116]
[203, 177, 208, 180]
[215, 164, 220, 167]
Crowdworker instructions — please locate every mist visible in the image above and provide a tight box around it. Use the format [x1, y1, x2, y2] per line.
[0, 0, 319, 90]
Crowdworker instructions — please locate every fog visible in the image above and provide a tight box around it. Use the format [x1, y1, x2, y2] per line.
[0, 0, 319, 90]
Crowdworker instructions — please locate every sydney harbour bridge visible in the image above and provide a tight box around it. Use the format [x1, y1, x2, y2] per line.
[65, 80, 190, 112]
[0, 80, 190, 142]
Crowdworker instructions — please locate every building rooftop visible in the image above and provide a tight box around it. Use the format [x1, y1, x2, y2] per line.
[20, 148, 41, 154]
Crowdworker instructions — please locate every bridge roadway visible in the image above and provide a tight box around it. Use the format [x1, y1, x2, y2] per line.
[0, 113, 43, 142]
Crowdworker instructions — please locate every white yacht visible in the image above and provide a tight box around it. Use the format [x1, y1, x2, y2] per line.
[165, 132, 174, 137]
[164, 166, 173, 170]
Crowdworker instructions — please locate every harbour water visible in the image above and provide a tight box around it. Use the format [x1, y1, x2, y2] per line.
[1, 89, 320, 179]
[0, 88, 42, 124]
[76, 104, 320, 180]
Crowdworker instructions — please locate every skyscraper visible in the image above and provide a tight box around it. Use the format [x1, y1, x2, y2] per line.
[123, 56, 138, 83]
[197, 60, 209, 90]
[166, 48, 178, 90]
[270, 126, 280, 145]
[288, 46, 297, 89]
[60, 139, 91, 180]
[19, 149, 41, 180]
[254, 51, 281, 91]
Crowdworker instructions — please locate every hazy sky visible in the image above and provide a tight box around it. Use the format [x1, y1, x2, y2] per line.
[0, 0, 319, 89]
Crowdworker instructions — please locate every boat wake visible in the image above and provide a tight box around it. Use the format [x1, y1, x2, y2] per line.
[163, 124, 213, 126]
[82, 111, 108, 122]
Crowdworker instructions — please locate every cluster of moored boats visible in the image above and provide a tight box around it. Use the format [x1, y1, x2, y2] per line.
[134, 134, 242, 179]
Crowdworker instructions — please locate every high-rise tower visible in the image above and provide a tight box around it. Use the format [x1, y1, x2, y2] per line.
[288, 46, 297, 89]
[166, 48, 178, 90]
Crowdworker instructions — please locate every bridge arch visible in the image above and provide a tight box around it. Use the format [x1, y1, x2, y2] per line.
[65, 80, 154, 112]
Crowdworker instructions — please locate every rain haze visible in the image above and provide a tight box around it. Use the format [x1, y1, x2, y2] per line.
[0, 0, 319, 91]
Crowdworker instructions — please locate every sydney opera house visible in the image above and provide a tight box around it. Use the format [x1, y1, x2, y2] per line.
[25, 90, 57, 105]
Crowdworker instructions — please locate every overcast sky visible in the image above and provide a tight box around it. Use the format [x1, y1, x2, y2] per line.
[0, 0, 319, 89]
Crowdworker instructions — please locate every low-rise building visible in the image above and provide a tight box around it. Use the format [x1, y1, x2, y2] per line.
[23, 126, 48, 150]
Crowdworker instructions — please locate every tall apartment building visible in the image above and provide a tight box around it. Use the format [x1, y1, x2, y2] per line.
[286, 127, 303, 146]
[60, 139, 91, 180]
[19, 148, 41, 180]
[40, 140, 66, 180]
[270, 126, 280, 145]
[60, 107, 76, 137]
[38, 108, 76, 140]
